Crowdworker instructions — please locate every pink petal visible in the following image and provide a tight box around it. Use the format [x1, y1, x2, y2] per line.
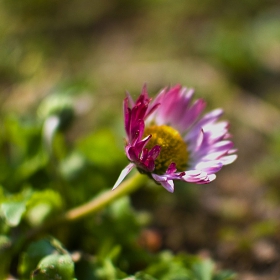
[195, 161, 223, 174]
[152, 174, 175, 193]
[220, 154, 238, 165]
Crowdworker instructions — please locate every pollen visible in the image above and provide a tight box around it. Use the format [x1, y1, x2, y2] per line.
[144, 125, 188, 174]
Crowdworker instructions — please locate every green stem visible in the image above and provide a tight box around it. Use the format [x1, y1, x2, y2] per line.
[26, 172, 146, 239]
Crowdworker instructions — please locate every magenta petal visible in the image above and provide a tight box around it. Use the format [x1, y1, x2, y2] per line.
[142, 158, 155, 172]
[166, 162, 177, 174]
[155, 86, 182, 121]
[124, 98, 131, 136]
[126, 146, 138, 162]
[133, 135, 151, 155]
[126, 91, 135, 107]
[148, 145, 161, 160]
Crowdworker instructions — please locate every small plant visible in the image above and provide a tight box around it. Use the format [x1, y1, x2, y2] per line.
[0, 85, 236, 279]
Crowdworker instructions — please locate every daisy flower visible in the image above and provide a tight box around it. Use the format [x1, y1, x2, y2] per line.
[113, 84, 237, 193]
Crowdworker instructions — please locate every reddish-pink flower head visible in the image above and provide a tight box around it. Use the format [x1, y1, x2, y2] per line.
[113, 84, 237, 192]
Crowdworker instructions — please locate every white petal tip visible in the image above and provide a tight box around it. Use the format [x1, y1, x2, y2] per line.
[161, 181, 174, 192]
[112, 163, 135, 190]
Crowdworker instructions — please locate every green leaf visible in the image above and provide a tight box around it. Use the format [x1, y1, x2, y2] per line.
[0, 235, 12, 279]
[15, 151, 48, 183]
[31, 254, 75, 280]
[76, 129, 124, 168]
[38, 94, 74, 120]
[193, 259, 214, 280]
[19, 238, 70, 279]
[26, 189, 63, 226]
[18, 239, 56, 278]
[1, 201, 26, 226]
[213, 270, 236, 280]
[59, 152, 86, 181]
[144, 251, 194, 280]
[123, 272, 157, 280]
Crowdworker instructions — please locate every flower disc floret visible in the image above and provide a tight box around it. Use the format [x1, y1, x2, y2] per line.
[144, 125, 188, 175]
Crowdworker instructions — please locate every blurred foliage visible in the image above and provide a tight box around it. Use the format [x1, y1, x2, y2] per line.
[0, 94, 235, 279]
[0, 0, 280, 279]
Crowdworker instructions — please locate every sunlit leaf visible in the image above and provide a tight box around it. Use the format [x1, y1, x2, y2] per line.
[1, 201, 26, 227]
[18, 239, 56, 279]
[193, 259, 214, 280]
[31, 254, 75, 280]
[76, 129, 124, 167]
[26, 189, 64, 226]
[59, 152, 86, 181]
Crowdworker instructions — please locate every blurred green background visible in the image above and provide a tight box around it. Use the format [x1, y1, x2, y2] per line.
[1, 0, 280, 279]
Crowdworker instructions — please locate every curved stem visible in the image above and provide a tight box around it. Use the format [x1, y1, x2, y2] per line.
[26, 172, 146, 240]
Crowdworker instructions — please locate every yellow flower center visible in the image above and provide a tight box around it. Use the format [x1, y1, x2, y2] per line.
[144, 125, 188, 174]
